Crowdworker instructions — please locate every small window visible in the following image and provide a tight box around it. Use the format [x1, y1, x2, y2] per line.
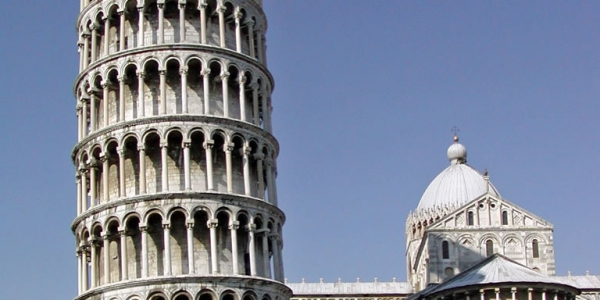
[486, 239, 494, 256]
[532, 239, 540, 258]
[467, 211, 474, 226]
[502, 211, 508, 225]
[445, 267, 454, 277]
[442, 241, 450, 259]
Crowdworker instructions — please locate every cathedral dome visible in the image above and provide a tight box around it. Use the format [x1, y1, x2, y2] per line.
[416, 136, 500, 211]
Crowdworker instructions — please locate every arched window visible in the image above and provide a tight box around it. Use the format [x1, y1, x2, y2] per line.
[442, 241, 450, 259]
[467, 211, 474, 226]
[532, 239, 540, 258]
[486, 239, 494, 256]
[502, 211, 508, 225]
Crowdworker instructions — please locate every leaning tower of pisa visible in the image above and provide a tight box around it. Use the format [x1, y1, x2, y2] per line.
[72, 1, 288, 300]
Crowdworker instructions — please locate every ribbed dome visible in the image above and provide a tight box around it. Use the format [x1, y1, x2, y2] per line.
[416, 136, 500, 211]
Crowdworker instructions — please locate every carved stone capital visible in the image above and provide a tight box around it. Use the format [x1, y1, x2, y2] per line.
[159, 70, 166, 76]
[228, 221, 240, 230]
[238, 75, 247, 85]
[137, 71, 146, 79]
[207, 219, 218, 229]
[225, 143, 234, 152]
[220, 72, 230, 80]
[201, 69, 211, 77]
[245, 223, 256, 232]
[253, 153, 264, 161]
[203, 140, 214, 150]
[244, 20, 255, 27]
[183, 140, 192, 148]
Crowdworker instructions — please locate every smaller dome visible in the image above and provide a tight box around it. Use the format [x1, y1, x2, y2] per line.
[447, 135, 467, 164]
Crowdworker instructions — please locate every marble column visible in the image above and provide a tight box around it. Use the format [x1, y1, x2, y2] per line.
[102, 81, 110, 126]
[118, 76, 126, 121]
[208, 219, 218, 274]
[137, 71, 145, 118]
[103, 17, 110, 56]
[230, 222, 239, 274]
[163, 224, 171, 275]
[181, 68, 188, 113]
[140, 226, 148, 277]
[138, 146, 146, 195]
[246, 20, 255, 59]
[91, 25, 98, 62]
[239, 75, 247, 122]
[261, 230, 270, 278]
[137, 6, 145, 47]
[179, 3, 186, 42]
[202, 69, 211, 114]
[161, 142, 168, 191]
[120, 229, 128, 280]
[225, 144, 233, 193]
[199, 3, 207, 44]
[76, 173, 82, 215]
[204, 141, 214, 190]
[234, 9, 242, 52]
[217, 5, 225, 47]
[118, 11, 126, 51]
[117, 147, 125, 197]
[243, 146, 251, 196]
[158, 3, 165, 44]
[89, 162, 97, 207]
[103, 235, 110, 284]
[221, 72, 230, 117]
[247, 224, 257, 276]
[101, 154, 109, 202]
[187, 223, 195, 274]
[252, 84, 259, 126]
[183, 140, 191, 190]
[159, 70, 166, 114]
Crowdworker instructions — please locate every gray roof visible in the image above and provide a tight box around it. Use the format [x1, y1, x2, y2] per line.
[410, 254, 578, 299]
[287, 281, 413, 296]
[554, 275, 600, 290]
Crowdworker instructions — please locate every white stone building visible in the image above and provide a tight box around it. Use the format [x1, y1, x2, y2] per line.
[72, 1, 289, 300]
[70, 2, 600, 300]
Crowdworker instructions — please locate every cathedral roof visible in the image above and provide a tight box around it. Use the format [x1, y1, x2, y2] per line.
[409, 254, 579, 299]
[416, 136, 500, 212]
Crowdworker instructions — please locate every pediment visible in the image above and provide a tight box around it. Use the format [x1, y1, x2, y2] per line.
[427, 192, 553, 230]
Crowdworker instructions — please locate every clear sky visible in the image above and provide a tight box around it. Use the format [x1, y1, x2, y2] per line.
[0, 1, 599, 299]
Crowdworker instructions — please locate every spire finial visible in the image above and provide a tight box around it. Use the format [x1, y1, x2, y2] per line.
[451, 126, 460, 142]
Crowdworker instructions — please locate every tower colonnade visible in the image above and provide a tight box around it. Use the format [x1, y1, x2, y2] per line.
[72, 1, 288, 300]
[74, 51, 274, 142]
[73, 123, 279, 214]
[77, 0, 266, 71]
[74, 200, 284, 294]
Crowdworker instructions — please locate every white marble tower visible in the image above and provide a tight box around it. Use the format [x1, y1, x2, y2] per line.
[71, 1, 289, 300]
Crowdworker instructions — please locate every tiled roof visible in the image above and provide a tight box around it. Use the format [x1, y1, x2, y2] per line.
[287, 281, 413, 296]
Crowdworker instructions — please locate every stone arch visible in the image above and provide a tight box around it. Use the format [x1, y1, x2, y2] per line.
[242, 291, 258, 300]
[207, 59, 223, 115]
[196, 289, 218, 300]
[148, 291, 169, 300]
[173, 291, 193, 300]
[143, 131, 163, 193]
[192, 206, 211, 274]
[211, 130, 227, 192]
[169, 209, 190, 274]
[220, 290, 238, 300]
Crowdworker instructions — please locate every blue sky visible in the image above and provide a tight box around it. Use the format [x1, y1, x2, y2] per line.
[0, 1, 599, 299]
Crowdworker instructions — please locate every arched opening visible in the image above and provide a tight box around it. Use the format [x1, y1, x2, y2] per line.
[205, 0, 219, 46]
[106, 69, 120, 125]
[170, 210, 189, 274]
[467, 211, 474, 226]
[227, 65, 240, 118]
[144, 132, 163, 193]
[143, 1, 159, 45]
[125, 216, 142, 279]
[193, 209, 211, 274]
[92, 75, 104, 130]
[267, 222, 274, 279]
[174, 294, 191, 300]
[190, 130, 207, 191]
[485, 239, 494, 256]
[231, 136, 245, 195]
[105, 5, 119, 55]
[223, 3, 235, 50]
[167, 130, 184, 191]
[123, 136, 140, 196]
[198, 291, 215, 300]
[212, 133, 227, 192]
[532, 239, 540, 258]
[217, 211, 232, 274]
[208, 61, 222, 115]
[237, 214, 250, 275]
[164, 0, 180, 43]
[106, 220, 121, 283]
[184, 0, 200, 43]
[91, 225, 104, 285]
[186, 58, 204, 114]
[254, 217, 265, 277]
[123, 0, 139, 49]
[221, 293, 235, 300]
[242, 71, 253, 122]
[166, 59, 182, 114]
[442, 241, 449, 259]
[106, 141, 120, 200]
[123, 64, 139, 120]
[147, 213, 165, 276]
[143, 60, 160, 116]
[248, 141, 260, 198]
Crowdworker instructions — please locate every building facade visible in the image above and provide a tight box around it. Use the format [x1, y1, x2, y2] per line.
[71, 1, 290, 300]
